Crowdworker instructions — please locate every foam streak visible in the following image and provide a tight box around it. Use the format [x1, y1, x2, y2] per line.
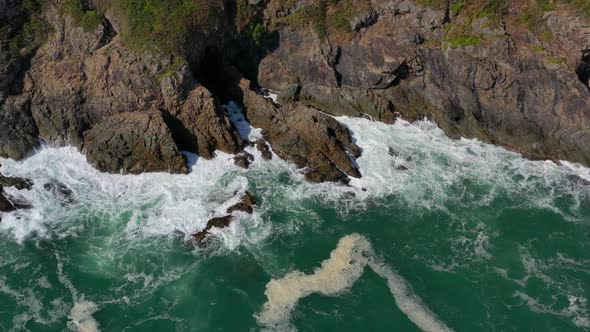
[257, 234, 452, 332]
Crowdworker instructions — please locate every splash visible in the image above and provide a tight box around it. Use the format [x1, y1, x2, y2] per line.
[257, 234, 453, 332]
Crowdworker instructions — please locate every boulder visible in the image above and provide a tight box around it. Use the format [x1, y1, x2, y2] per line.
[227, 191, 257, 214]
[0, 187, 15, 213]
[255, 139, 273, 160]
[168, 85, 243, 159]
[83, 111, 188, 174]
[240, 79, 362, 183]
[234, 152, 254, 169]
[192, 215, 233, 247]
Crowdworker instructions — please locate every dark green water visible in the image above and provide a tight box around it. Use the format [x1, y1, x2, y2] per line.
[1, 117, 589, 331]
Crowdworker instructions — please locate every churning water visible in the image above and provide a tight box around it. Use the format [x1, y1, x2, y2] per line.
[1, 113, 589, 331]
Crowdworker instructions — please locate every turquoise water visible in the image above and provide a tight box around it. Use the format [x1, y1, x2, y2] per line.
[1, 117, 589, 331]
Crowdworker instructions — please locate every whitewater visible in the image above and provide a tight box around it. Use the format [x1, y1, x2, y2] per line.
[1, 112, 589, 331]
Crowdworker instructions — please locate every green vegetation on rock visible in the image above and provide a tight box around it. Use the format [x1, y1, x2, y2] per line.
[4, 0, 52, 57]
[279, 0, 373, 37]
[8, 15, 52, 56]
[445, 34, 482, 48]
[111, 0, 220, 54]
[60, 0, 104, 32]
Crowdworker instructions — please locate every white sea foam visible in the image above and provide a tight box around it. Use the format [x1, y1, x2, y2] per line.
[1, 108, 588, 245]
[0, 105, 588, 330]
[257, 234, 452, 332]
[68, 300, 100, 332]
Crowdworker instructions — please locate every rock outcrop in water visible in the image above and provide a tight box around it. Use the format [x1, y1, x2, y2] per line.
[240, 79, 362, 183]
[192, 191, 257, 246]
[1, 0, 590, 179]
[0, 173, 33, 214]
[0, 188, 16, 213]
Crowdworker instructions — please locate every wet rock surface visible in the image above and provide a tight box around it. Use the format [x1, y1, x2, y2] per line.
[240, 79, 362, 183]
[0, 174, 32, 190]
[227, 191, 257, 214]
[192, 191, 257, 246]
[0, 173, 34, 215]
[1, 0, 590, 180]
[234, 151, 255, 169]
[43, 180, 74, 204]
[0, 187, 16, 213]
[255, 139, 273, 160]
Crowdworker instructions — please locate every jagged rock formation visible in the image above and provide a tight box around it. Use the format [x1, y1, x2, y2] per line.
[84, 110, 188, 174]
[1, 0, 590, 181]
[0, 174, 33, 215]
[1, 2, 243, 174]
[192, 191, 257, 246]
[240, 79, 361, 183]
[0, 189, 15, 213]
[259, 0, 590, 166]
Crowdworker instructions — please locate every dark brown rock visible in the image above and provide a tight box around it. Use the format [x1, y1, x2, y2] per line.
[191, 215, 233, 246]
[83, 111, 188, 174]
[0, 187, 16, 213]
[169, 85, 243, 159]
[227, 191, 257, 214]
[240, 79, 362, 183]
[0, 175, 33, 190]
[255, 139, 273, 160]
[234, 152, 254, 169]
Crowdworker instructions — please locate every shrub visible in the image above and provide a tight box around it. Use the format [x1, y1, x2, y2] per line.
[8, 15, 52, 56]
[547, 56, 566, 64]
[112, 0, 221, 54]
[537, 0, 556, 11]
[446, 34, 481, 48]
[60, 0, 104, 32]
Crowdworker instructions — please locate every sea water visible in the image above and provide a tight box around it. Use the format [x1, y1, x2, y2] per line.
[0, 112, 589, 331]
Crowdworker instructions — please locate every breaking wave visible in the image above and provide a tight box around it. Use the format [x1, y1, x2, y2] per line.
[0, 104, 589, 330]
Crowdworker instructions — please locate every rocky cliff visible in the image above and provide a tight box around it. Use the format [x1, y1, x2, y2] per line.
[1, 0, 589, 181]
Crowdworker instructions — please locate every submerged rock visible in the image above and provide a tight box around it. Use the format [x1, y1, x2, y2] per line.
[0, 174, 34, 214]
[192, 191, 257, 246]
[43, 180, 74, 203]
[227, 191, 257, 214]
[388, 147, 399, 157]
[84, 110, 188, 174]
[234, 152, 254, 169]
[192, 215, 233, 246]
[566, 174, 590, 187]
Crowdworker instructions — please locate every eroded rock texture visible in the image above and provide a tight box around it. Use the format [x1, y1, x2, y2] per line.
[84, 111, 188, 174]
